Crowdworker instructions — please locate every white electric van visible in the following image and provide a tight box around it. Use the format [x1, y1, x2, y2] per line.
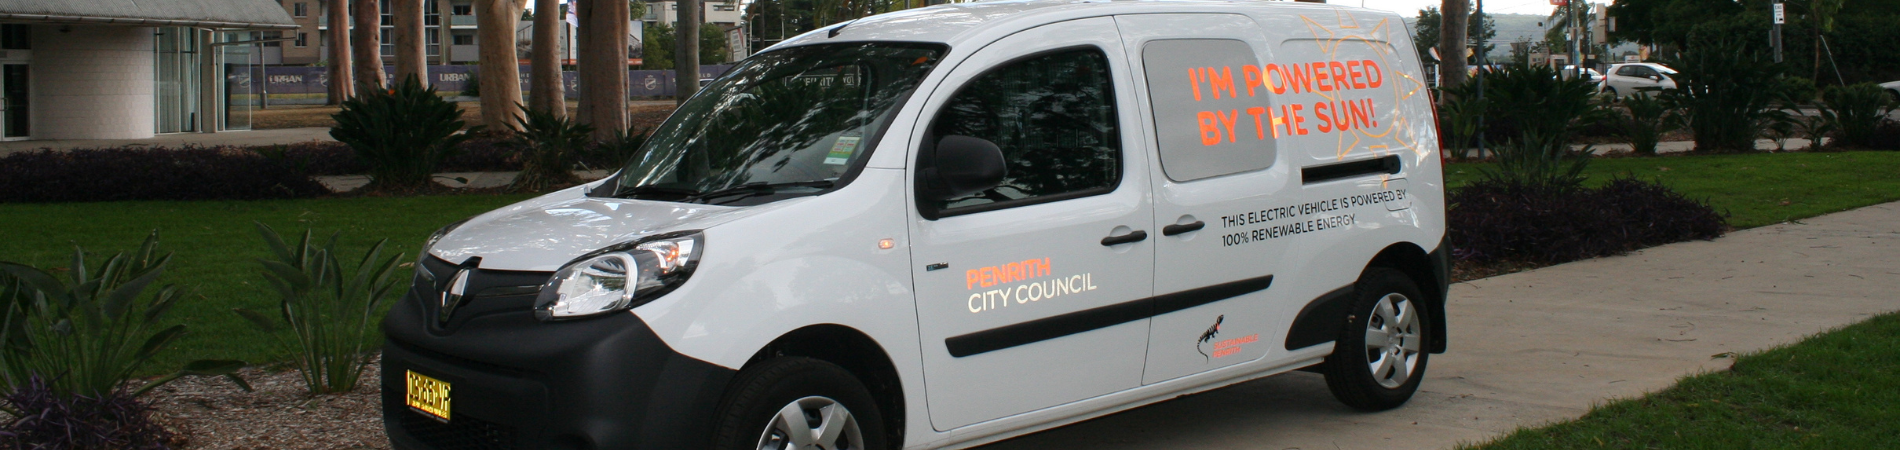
[384, 1, 1449, 449]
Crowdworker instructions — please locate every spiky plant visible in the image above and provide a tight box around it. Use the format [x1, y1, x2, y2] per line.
[330, 75, 476, 192]
[0, 231, 248, 399]
[233, 223, 403, 395]
[508, 106, 596, 193]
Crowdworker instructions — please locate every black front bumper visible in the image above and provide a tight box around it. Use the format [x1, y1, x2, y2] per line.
[382, 259, 736, 450]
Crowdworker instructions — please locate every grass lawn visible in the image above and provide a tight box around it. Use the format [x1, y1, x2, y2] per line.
[1444, 151, 1900, 228]
[1465, 312, 1900, 449]
[0, 194, 535, 376]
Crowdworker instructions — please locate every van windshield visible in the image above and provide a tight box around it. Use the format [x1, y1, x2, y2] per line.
[612, 43, 946, 205]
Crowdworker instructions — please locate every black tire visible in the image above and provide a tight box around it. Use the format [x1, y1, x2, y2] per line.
[711, 357, 888, 450]
[1320, 267, 1431, 411]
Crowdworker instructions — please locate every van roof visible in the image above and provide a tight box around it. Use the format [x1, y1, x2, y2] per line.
[762, 0, 1380, 53]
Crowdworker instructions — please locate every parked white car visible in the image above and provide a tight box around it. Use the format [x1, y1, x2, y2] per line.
[1600, 63, 1678, 98]
[1563, 65, 1604, 84]
[1882, 80, 1900, 103]
[383, 2, 1449, 449]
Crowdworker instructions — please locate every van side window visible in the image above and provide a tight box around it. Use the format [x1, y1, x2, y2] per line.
[932, 48, 1122, 211]
[1140, 39, 1274, 182]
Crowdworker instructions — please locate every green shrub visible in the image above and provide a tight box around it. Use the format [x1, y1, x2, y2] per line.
[1659, 38, 1791, 153]
[1818, 83, 1899, 149]
[508, 107, 596, 193]
[330, 75, 477, 192]
[233, 224, 403, 395]
[1476, 64, 1604, 145]
[1608, 93, 1678, 155]
[461, 71, 481, 98]
[0, 232, 247, 399]
[1772, 76, 1818, 106]
[1480, 131, 1593, 189]
[585, 125, 651, 170]
[1435, 86, 1486, 159]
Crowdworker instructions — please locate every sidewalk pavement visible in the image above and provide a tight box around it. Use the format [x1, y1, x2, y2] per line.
[0, 127, 335, 155]
[978, 201, 1900, 450]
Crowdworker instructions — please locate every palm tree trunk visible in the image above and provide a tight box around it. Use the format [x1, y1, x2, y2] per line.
[529, 0, 565, 116]
[677, 0, 700, 106]
[393, 0, 427, 87]
[353, 0, 388, 91]
[478, 0, 528, 131]
[585, 0, 629, 139]
[1438, 0, 1469, 96]
[327, 0, 355, 104]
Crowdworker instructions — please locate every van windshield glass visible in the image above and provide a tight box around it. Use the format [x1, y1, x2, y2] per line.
[612, 43, 945, 204]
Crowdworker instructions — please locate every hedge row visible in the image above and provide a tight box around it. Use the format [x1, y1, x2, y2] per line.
[0, 147, 331, 203]
[1449, 177, 1727, 264]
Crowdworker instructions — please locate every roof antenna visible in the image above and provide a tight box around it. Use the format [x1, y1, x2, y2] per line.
[830, 17, 864, 38]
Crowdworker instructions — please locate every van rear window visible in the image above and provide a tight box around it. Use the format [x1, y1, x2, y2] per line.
[1140, 39, 1276, 182]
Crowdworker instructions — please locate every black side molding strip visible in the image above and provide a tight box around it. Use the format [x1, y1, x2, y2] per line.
[1283, 285, 1358, 350]
[1302, 155, 1401, 184]
[945, 275, 1273, 358]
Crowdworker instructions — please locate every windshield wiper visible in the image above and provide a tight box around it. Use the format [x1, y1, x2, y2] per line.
[684, 180, 836, 204]
[617, 185, 703, 199]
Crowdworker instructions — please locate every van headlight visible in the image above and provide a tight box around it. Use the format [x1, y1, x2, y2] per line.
[534, 232, 703, 320]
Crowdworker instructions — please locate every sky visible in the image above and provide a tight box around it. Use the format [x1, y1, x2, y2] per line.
[1355, 0, 1564, 17]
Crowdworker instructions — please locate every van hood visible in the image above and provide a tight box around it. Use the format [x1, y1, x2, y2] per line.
[427, 186, 784, 272]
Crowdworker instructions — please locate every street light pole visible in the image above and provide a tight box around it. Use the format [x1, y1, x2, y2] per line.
[1771, 1, 1784, 63]
[1475, 0, 1486, 159]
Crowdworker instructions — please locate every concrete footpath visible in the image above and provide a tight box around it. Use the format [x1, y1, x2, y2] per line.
[0, 127, 335, 155]
[979, 201, 1900, 450]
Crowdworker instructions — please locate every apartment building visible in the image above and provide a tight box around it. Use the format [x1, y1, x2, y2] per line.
[643, 1, 744, 29]
[275, 0, 480, 65]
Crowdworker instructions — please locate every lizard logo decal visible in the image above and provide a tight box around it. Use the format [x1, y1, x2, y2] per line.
[1196, 315, 1224, 363]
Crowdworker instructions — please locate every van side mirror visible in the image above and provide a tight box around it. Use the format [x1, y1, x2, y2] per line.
[925, 135, 1007, 201]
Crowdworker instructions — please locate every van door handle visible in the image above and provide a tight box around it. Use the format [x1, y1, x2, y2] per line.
[1100, 230, 1148, 246]
[1161, 221, 1205, 236]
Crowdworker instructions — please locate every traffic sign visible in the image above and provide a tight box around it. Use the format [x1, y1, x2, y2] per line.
[1773, 3, 1785, 24]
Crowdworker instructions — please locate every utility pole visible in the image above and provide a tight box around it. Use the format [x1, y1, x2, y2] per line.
[1475, 0, 1486, 159]
[1771, 1, 1784, 63]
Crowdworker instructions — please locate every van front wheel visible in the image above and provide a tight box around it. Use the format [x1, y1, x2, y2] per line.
[1321, 268, 1430, 411]
[712, 357, 888, 450]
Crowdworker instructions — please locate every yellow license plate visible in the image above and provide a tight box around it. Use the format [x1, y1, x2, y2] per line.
[405, 370, 452, 422]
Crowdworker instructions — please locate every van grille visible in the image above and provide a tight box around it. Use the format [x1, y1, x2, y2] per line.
[400, 411, 517, 450]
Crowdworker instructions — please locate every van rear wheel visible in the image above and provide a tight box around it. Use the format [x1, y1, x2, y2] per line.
[712, 357, 888, 450]
[1321, 268, 1430, 411]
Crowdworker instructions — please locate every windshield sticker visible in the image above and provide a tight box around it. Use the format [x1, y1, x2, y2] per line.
[1216, 189, 1407, 247]
[824, 136, 862, 165]
[965, 258, 1096, 313]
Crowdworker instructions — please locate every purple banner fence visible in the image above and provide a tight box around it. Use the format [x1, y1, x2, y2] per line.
[262, 65, 732, 99]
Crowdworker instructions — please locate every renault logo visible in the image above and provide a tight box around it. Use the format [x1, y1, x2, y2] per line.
[439, 269, 471, 325]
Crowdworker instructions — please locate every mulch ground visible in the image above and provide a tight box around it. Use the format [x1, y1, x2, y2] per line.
[147, 356, 389, 450]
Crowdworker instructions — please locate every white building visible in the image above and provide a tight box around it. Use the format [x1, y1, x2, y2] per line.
[0, 0, 297, 140]
[643, 1, 745, 29]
